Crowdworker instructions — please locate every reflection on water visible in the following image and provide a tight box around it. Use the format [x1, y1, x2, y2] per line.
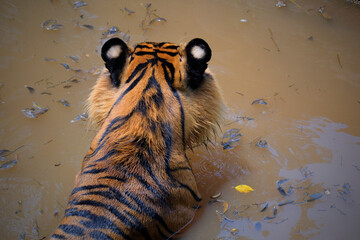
[0, 0, 359, 239]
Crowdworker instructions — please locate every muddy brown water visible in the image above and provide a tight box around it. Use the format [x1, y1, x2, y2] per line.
[1, 0, 359, 239]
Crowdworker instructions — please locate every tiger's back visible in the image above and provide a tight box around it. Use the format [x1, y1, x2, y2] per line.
[51, 38, 223, 239]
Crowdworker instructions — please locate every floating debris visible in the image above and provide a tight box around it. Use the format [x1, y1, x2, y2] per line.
[215, 199, 229, 213]
[238, 116, 255, 121]
[80, 24, 94, 30]
[24, 85, 35, 94]
[0, 155, 18, 169]
[65, 55, 79, 63]
[268, 27, 280, 52]
[149, 17, 167, 24]
[256, 139, 268, 148]
[308, 36, 314, 41]
[124, 7, 135, 14]
[41, 19, 64, 30]
[58, 99, 70, 107]
[221, 128, 242, 150]
[307, 193, 323, 202]
[0, 149, 12, 157]
[239, 19, 247, 23]
[276, 0, 286, 7]
[235, 184, 254, 193]
[336, 54, 343, 69]
[278, 199, 294, 206]
[60, 63, 70, 70]
[73, 1, 88, 9]
[318, 6, 332, 20]
[44, 57, 57, 62]
[264, 207, 278, 220]
[103, 26, 119, 36]
[251, 98, 267, 105]
[276, 179, 293, 196]
[70, 112, 88, 123]
[260, 202, 269, 212]
[54, 163, 61, 167]
[22, 102, 49, 119]
[41, 91, 52, 95]
[211, 192, 222, 199]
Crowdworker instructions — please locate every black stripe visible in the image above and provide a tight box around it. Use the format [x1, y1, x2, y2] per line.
[82, 167, 108, 175]
[97, 114, 132, 145]
[170, 166, 192, 172]
[114, 68, 147, 106]
[89, 230, 114, 240]
[138, 152, 169, 197]
[58, 224, 85, 237]
[163, 45, 179, 50]
[124, 190, 174, 235]
[94, 149, 119, 163]
[81, 189, 140, 213]
[125, 62, 149, 83]
[98, 175, 126, 182]
[135, 45, 152, 49]
[64, 209, 131, 240]
[71, 184, 109, 195]
[82, 163, 96, 170]
[51, 234, 66, 239]
[70, 199, 150, 239]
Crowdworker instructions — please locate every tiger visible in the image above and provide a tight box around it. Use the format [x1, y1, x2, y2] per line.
[51, 37, 223, 240]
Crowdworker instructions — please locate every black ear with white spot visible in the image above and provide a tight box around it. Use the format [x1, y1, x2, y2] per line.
[101, 38, 129, 87]
[185, 38, 212, 89]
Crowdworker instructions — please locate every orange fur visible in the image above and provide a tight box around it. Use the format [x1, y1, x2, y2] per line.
[52, 40, 223, 240]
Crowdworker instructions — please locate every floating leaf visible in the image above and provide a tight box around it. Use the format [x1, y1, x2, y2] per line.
[65, 56, 79, 63]
[44, 57, 57, 62]
[124, 7, 135, 14]
[60, 63, 70, 70]
[0, 156, 18, 169]
[211, 192, 222, 199]
[149, 17, 167, 25]
[221, 128, 242, 150]
[41, 19, 64, 30]
[103, 26, 119, 36]
[58, 99, 70, 107]
[24, 85, 35, 94]
[235, 184, 254, 193]
[80, 24, 94, 30]
[276, 179, 293, 196]
[0, 149, 12, 157]
[73, 1, 88, 9]
[251, 98, 267, 105]
[22, 102, 48, 119]
[276, 0, 286, 7]
[70, 112, 88, 123]
[307, 193, 323, 202]
[278, 199, 294, 206]
[216, 199, 229, 214]
[264, 207, 278, 220]
[256, 139, 268, 148]
[260, 202, 269, 212]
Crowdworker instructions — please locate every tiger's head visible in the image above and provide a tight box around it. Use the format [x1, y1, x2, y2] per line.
[87, 38, 223, 148]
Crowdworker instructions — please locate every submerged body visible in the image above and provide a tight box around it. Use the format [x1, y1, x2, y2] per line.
[52, 38, 223, 239]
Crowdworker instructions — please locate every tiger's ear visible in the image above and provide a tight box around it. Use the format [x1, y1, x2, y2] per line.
[185, 38, 212, 89]
[101, 38, 129, 87]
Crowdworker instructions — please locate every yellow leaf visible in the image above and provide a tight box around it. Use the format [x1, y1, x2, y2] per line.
[235, 184, 254, 193]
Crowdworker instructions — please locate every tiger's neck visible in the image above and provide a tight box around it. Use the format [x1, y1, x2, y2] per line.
[85, 67, 186, 170]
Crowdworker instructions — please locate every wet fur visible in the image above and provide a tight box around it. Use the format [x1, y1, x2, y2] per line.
[52, 39, 223, 239]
